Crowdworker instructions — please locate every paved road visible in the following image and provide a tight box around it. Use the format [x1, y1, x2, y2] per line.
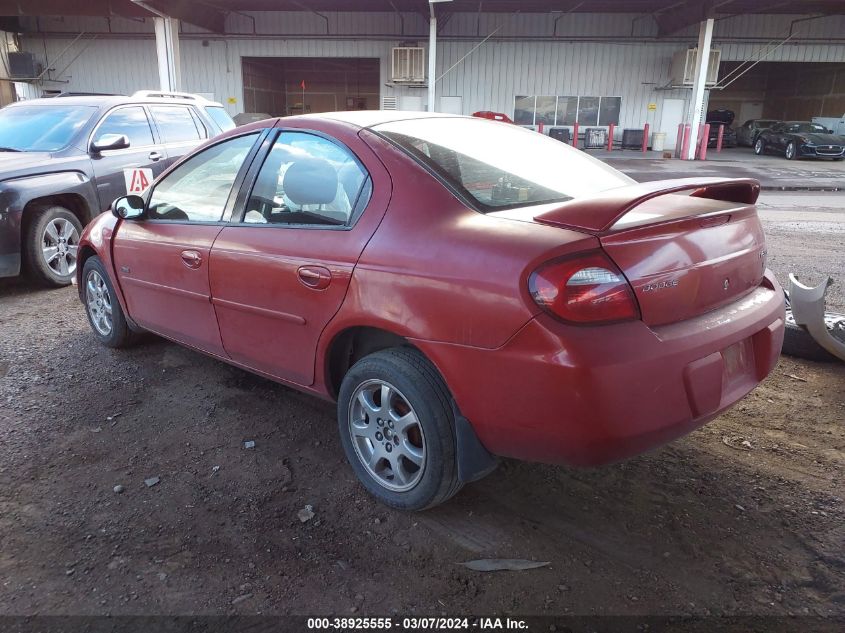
[603, 147, 845, 190]
[757, 192, 845, 312]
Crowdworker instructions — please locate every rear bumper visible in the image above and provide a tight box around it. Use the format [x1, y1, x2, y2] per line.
[418, 271, 785, 467]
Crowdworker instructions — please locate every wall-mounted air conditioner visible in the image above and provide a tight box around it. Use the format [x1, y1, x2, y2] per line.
[669, 48, 721, 87]
[391, 47, 425, 83]
[8, 51, 39, 79]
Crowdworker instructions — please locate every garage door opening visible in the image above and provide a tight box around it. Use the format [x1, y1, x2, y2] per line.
[241, 57, 380, 117]
[709, 61, 845, 123]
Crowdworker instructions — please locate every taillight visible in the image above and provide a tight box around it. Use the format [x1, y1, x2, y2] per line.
[529, 252, 640, 324]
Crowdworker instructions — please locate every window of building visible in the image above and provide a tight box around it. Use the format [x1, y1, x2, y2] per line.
[512, 95, 622, 126]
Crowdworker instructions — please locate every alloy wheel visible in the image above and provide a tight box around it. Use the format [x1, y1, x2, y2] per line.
[86, 270, 113, 336]
[348, 379, 426, 492]
[42, 217, 79, 277]
[786, 143, 795, 159]
[754, 139, 763, 155]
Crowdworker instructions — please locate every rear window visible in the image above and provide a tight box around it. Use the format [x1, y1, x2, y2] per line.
[205, 105, 236, 133]
[150, 105, 205, 143]
[375, 117, 632, 211]
[0, 105, 96, 152]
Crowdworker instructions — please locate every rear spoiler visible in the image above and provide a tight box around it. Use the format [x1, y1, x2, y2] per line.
[534, 177, 761, 233]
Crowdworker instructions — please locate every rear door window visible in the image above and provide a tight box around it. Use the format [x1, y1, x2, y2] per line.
[242, 132, 369, 227]
[205, 106, 237, 133]
[149, 105, 205, 143]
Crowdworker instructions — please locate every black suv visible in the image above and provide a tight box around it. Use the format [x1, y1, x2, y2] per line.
[0, 91, 235, 286]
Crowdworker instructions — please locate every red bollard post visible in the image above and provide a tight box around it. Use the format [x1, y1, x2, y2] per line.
[538, 121, 544, 135]
[699, 123, 710, 160]
[607, 123, 615, 151]
[716, 123, 724, 152]
[572, 122, 579, 148]
[675, 123, 683, 157]
[642, 123, 649, 153]
[681, 124, 692, 160]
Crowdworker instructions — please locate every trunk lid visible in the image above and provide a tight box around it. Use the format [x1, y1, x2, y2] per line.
[530, 178, 767, 326]
[599, 195, 766, 326]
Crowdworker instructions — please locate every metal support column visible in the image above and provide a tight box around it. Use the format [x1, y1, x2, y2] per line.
[427, 10, 437, 112]
[154, 16, 181, 92]
[686, 18, 714, 160]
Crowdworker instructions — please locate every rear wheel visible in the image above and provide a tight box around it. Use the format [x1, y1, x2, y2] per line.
[337, 348, 462, 510]
[754, 138, 765, 155]
[785, 141, 797, 160]
[23, 206, 82, 287]
[82, 256, 138, 348]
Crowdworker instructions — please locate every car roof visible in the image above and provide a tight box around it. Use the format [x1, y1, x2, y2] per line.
[297, 110, 466, 129]
[9, 94, 225, 109]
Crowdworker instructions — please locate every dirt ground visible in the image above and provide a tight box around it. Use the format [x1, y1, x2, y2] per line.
[0, 193, 844, 618]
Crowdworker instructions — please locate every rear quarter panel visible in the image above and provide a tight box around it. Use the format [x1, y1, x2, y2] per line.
[320, 129, 598, 352]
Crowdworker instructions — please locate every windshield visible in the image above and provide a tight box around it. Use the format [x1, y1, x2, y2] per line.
[205, 106, 237, 133]
[0, 105, 96, 151]
[794, 123, 828, 134]
[375, 117, 633, 211]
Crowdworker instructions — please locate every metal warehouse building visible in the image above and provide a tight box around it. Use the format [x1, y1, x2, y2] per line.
[1, 1, 844, 156]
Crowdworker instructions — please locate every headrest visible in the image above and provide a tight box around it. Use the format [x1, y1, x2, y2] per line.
[283, 157, 338, 206]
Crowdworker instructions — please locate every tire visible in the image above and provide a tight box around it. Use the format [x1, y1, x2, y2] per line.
[785, 141, 797, 160]
[782, 308, 845, 363]
[337, 347, 462, 511]
[81, 256, 138, 348]
[23, 205, 83, 287]
[754, 138, 765, 155]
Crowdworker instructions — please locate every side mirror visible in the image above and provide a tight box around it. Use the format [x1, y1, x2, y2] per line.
[112, 195, 145, 220]
[91, 133, 130, 153]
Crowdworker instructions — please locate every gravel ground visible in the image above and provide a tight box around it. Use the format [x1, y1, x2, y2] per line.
[0, 193, 843, 618]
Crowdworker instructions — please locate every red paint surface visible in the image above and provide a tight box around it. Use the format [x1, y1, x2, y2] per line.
[78, 114, 785, 467]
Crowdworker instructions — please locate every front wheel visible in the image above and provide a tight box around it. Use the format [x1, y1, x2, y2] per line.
[754, 138, 765, 155]
[785, 141, 797, 160]
[23, 206, 82, 287]
[82, 256, 138, 348]
[337, 348, 462, 510]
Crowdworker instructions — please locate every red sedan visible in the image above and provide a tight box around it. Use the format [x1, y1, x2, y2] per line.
[77, 112, 785, 510]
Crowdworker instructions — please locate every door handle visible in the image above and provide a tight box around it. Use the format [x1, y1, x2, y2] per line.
[181, 250, 202, 269]
[297, 265, 332, 290]
[149, 151, 163, 161]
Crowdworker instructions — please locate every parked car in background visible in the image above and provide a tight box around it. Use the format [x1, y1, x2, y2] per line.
[812, 114, 845, 136]
[0, 90, 235, 286]
[754, 121, 845, 160]
[706, 122, 736, 148]
[705, 108, 736, 148]
[472, 110, 514, 123]
[234, 112, 272, 126]
[736, 119, 779, 146]
[77, 112, 784, 510]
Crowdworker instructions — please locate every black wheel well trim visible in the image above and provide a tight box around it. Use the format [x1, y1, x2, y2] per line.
[76, 244, 98, 301]
[22, 192, 93, 228]
[326, 325, 498, 483]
